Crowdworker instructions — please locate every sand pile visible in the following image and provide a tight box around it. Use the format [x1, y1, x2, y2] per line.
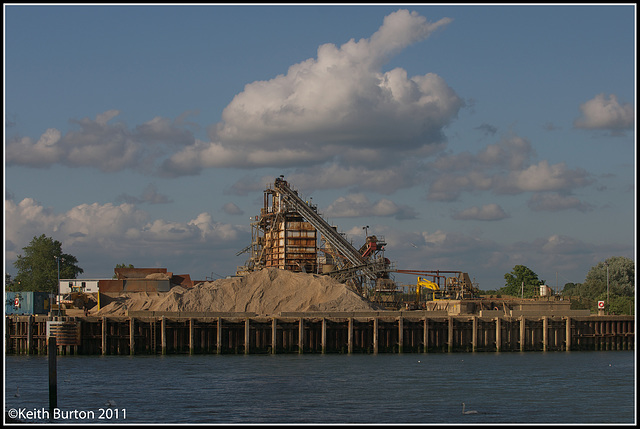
[95, 268, 381, 316]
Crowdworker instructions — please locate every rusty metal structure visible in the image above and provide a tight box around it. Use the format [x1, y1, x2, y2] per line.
[236, 176, 393, 294]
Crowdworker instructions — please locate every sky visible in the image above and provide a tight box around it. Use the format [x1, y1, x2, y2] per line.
[4, 4, 636, 291]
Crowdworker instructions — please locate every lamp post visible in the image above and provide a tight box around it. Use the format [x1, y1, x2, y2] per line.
[54, 256, 64, 316]
[363, 225, 369, 239]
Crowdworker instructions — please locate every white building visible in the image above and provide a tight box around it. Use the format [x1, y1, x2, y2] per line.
[59, 279, 101, 294]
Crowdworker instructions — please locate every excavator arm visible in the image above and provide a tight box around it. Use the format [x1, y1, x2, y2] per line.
[416, 276, 440, 302]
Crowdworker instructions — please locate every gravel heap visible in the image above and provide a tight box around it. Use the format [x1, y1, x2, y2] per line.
[94, 268, 381, 316]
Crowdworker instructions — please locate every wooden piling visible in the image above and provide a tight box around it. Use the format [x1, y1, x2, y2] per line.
[472, 316, 478, 352]
[161, 316, 167, 355]
[321, 318, 327, 354]
[495, 317, 501, 352]
[373, 317, 379, 354]
[129, 317, 135, 355]
[347, 317, 353, 354]
[298, 317, 304, 354]
[48, 336, 57, 416]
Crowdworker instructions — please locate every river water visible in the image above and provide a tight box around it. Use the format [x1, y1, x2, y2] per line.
[4, 351, 636, 424]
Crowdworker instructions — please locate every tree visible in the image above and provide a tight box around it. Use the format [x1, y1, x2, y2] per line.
[580, 256, 634, 314]
[500, 265, 544, 298]
[12, 234, 83, 293]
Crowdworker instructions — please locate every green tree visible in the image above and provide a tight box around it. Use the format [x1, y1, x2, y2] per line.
[500, 265, 544, 298]
[580, 256, 634, 314]
[13, 234, 83, 293]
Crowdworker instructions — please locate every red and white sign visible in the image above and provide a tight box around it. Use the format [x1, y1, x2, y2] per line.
[598, 301, 605, 309]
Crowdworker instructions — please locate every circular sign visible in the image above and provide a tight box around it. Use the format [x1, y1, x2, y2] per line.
[598, 301, 605, 309]
[14, 297, 19, 307]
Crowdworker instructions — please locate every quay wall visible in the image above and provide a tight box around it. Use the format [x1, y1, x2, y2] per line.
[5, 312, 634, 355]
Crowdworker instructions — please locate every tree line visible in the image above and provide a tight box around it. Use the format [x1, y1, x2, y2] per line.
[484, 257, 635, 315]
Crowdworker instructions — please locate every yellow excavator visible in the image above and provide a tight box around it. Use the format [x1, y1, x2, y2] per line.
[61, 285, 92, 309]
[416, 276, 441, 302]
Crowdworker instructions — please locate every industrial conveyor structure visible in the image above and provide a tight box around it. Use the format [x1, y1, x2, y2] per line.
[236, 177, 393, 294]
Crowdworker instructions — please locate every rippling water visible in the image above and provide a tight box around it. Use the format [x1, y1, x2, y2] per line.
[4, 351, 635, 424]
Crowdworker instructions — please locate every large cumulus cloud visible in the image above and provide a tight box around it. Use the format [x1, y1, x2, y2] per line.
[163, 10, 462, 175]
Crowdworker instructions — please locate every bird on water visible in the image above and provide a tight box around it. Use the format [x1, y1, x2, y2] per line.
[461, 403, 478, 415]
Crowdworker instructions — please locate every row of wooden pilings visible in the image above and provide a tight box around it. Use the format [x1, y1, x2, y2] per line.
[6, 312, 635, 355]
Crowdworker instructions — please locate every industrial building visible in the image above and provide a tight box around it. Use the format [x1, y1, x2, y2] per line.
[235, 176, 481, 308]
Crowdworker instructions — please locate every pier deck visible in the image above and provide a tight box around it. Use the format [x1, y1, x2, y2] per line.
[5, 312, 634, 355]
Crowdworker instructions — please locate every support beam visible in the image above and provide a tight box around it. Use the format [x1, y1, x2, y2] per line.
[495, 317, 501, 352]
[398, 316, 404, 353]
[216, 317, 222, 354]
[101, 317, 107, 356]
[347, 317, 353, 354]
[244, 318, 250, 355]
[271, 318, 277, 354]
[565, 317, 571, 351]
[321, 318, 327, 354]
[543, 317, 548, 352]
[161, 316, 167, 355]
[448, 317, 454, 353]
[472, 316, 478, 352]
[373, 317, 378, 354]
[298, 318, 304, 354]
[189, 318, 195, 355]
[423, 318, 428, 353]
[520, 316, 526, 352]
[27, 315, 33, 355]
[129, 317, 135, 355]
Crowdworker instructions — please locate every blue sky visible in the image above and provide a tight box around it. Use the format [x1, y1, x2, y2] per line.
[4, 4, 636, 291]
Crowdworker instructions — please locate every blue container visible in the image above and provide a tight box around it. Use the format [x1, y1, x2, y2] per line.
[5, 291, 51, 315]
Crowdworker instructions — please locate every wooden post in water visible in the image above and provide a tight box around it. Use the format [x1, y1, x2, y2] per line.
[48, 336, 57, 416]
[216, 317, 222, 354]
[298, 317, 304, 354]
[161, 316, 167, 355]
[472, 316, 478, 352]
[26, 315, 33, 355]
[447, 317, 454, 353]
[565, 317, 571, 351]
[520, 316, 526, 352]
[271, 318, 277, 354]
[244, 318, 250, 355]
[495, 317, 502, 352]
[398, 316, 403, 354]
[321, 318, 327, 354]
[347, 317, 353, 354]
[373, 317, 379, 354]
[189, 318, 196, 355]
[542, 316, 548, 352]
[129, 317, 135, 355]
[101, 317, 107, 355]
[423, 318, 428, 353]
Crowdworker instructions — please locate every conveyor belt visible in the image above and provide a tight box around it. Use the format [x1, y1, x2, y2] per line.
[274, 179, 378, 280]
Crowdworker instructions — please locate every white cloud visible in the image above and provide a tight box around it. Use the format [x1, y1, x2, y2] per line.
[574, 93, 634, 131]
[497, 160, 592, 194]
[5, 197, 243, 271]
[426, 135, 593, 200]
[6, 111, 197, 173]
[527, 192, 593, 212]
[164, 9, 461, 174]
[222, 202, 244, 216]
[324, 193, 418, 220]
[452, 204, 509, 221]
